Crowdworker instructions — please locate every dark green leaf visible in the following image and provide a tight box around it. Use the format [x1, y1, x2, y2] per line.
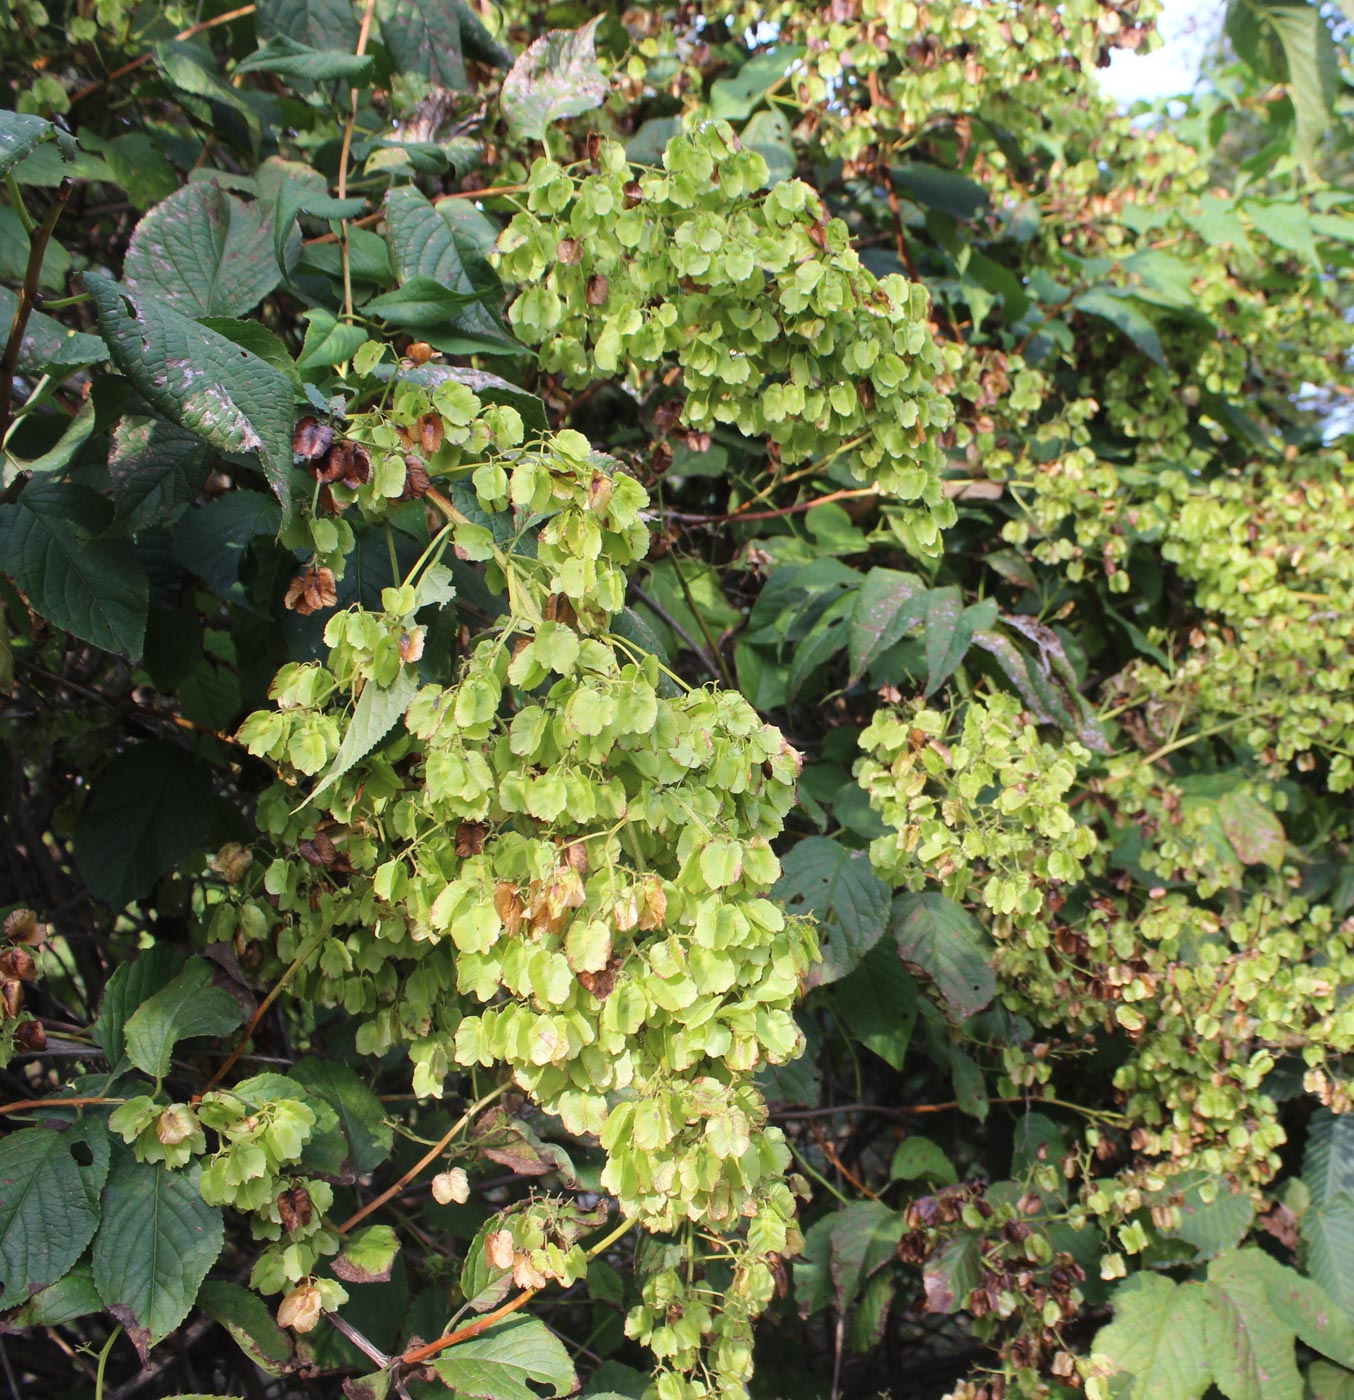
[892, 892, 994, 1023]
[921, 1233, 981, 1314]
[236, 35, 374, 81]
[199, 1279, 294, 1374]
[73, 740, 216, 908]
[124, 184, 280, 319]
[94, 945, 182, 1069]
[0, 479, 148, 658]
[889, 1136, 957, 1186]
[0, 1123, 107, 1308]
[891, 163, 990, 221]
[292, 1057, 394, 1176]
[256, 0, 360, 50]
[1203, 1249, 1303, 1400]
[123, 958, 245, 1079]
[828, 1201, 905, 1313]
[0, 286, 106, 372]
[835, 941, 918, 1070]
[384, 187, 516, 353]
[0, 110, 71, 175]
[1074, 287, 1166, 366]
[173, 491, 282, 598]
[378, 0, 483, 89]
[773, 836, 889, 986]
[307, 665, 419, 805]
[364, 275, 478, 329]
[86, 275, 295, 520]
[297, 309, 369, 371]
[848, 568, 927, 682]
[110, 413, 214, 532]
[923, 588, 990, 698]
[500, 18, 608, 142]
[1, 1262, 103, 1328]
[92, 1157, 224, 1362]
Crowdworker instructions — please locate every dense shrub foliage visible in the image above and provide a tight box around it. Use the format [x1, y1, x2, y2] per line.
[1, 2, 1353, 1398]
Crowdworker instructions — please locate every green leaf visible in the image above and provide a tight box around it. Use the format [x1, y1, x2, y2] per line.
[153, 42, 262, 148]
[773, 836, 889, 987]
[1217, 790, 1286, 869]
[110, 412, 214, 532]
[921, 1232, 981, 1314]
[1255, 1251, 1354, 1369]
[0, 1122, 108, 1308]
[85, 275, 294, 518]
[834, 941, 918, 1070]
[292, 1057, 393, 1176]
[500, 18, 608, 142]
[256, 0, 360, 50]
[198, 318, 302, 397]
[384, 187, 516, 353]
[198, 1279, 295, 1374]
[1074, 287, 1167, 367]
[334, 1225, 400, 1284]
[4, 395, 97, 475]
[710, 47, 806, 121]
[848, 568, 927, 682]
[378, 0, 510, 90]
[923, 588, 991, 697]
[3, 1261, 104, 1327]
[306, 665, 420, 805]
[889, 1136, 957, 1186]
[235, 34, 374, 81]
[891, 892, 994, 1022]
[1230, 0, 1341, 166]
[0, 286, 106, 373]
[94, 945, 182, 1068]
[433, 1317, 578, 1400]
[827, 1201, 905, 1312]
[891, 162, 990, 221]
[73, 740, 216, 908]
[296, 308, 369, 371]
[1092, 1272, 1212, 1400]
[173, 491, 282, 598]
[741, 109, 795, 186]
[0, 110, 71, 175]
[123, 183, 280, 319]
[0, 479, 148, 658]
[1303, 1112, 1354, 1322]
[92, 1156, 224, 1362]
[1245, 200, 1319, 266]
[123, 957, 245, 1079]
[1168, 1173, 1257, 1260]
[364, 275, 478, 329]
[383, 363, 549, 434]
[1203, 1250, 1303, 1400]
[1310, 1362, 1354, 1400]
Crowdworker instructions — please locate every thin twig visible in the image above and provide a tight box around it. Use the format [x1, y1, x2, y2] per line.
[195, 927, 327, 1099]
[627, 583, 721, 683]
[0, 177, 72, 449]
[69, 4, 258, 104]
[337, 1082, 508, 1235]
[0, 1094, 126, 1117]
[325, 1312, 391, 1368]
[338, 0, 379, 324]
[399, 1216, 636, 1366]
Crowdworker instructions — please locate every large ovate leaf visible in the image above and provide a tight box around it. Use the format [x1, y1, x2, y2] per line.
[0, 1122, 108, 1309]
[0, 479, 148, 658]
[235, 35, 374, 82]
[1203, 1250, 1303, 1400]
[92, 1156, 224, 1362]
[123, 957, 246, 1079]
[500, 18, 608, 142]
[1091, 1272, 1212, 1400]
[73, 739, 216, 908]
[94, 944, 183, 1068]
[827, 1201, 906, 1312]
[891, 892, 994, 1022]
[85, 275, 295, 519]
[378, 0, 509, 90]
[384, 187, 516, 353]
[198, 1280, 295, 1375]
[773, 835, 889, 986]
[848, 568, 927, 682]
[432, 1316, 578, 1400]
[1303, 1110, 1354, 1321]
[124, 183, 280, 318]
[173, 490, 283, 599]
[256, 0, 359, 49]
[834, 941, 918, 1070]
[1074, 286, 1167, 366]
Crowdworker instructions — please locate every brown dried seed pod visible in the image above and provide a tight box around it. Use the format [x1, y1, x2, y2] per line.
[586, 273, 609, 306]
[402, 456, 432, 500]
[283, 566, 338, 616]
[277, 1185, 313, 1233]
[13, 1018, 46, 1052]
[417, 412, 444, 455]
[3, 909, 42, 945]
[0, 946, 37, 982]
[292, 416, 335, 461]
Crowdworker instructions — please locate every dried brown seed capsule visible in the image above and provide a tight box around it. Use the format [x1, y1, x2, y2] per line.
[292, 416, 334, 461]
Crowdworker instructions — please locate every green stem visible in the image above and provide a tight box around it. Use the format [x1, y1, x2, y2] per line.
[94, 1324, 123, 1400]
